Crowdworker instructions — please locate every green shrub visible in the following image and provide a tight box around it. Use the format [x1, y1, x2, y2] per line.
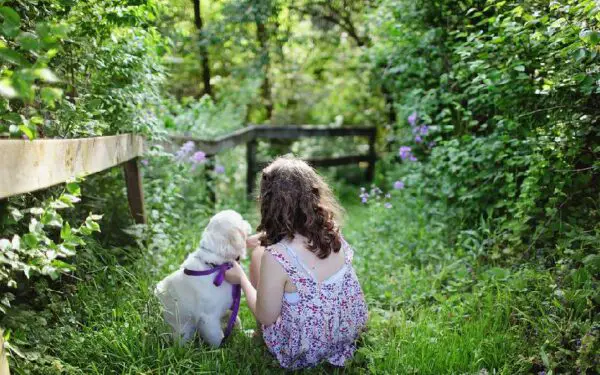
[373, 0, 599, 256]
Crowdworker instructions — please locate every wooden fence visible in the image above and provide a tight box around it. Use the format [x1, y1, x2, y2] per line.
[170, 125, 377, 196]
[0, 134, 146, 224]
[0, 125, 376, 225]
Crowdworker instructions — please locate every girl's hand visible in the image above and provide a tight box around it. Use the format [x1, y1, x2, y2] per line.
[225, 262, 245, 285]
[246, 233, 261, 249]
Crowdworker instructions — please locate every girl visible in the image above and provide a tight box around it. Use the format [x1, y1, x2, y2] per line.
[225, 156, 368, 370]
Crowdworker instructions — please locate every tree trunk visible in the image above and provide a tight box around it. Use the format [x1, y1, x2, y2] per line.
[256, 21, 273, 121]
[193, 0, 212, 97]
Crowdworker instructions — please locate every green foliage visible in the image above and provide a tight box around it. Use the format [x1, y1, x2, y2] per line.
[0, 2, 68, 138]
[374, 0, 599, 254]
[348, 194, 599, 373]
[369, 1, 600, 371]
[0, 0, 169, 139]
[0, 180, 101, 313]
[164, 90, 255, 139]
[5, 189, 597, 374]
[1, 0, 598, 373]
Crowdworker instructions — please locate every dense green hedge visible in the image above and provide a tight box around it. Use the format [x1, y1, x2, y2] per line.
[0, 0, 169, 140]
[371, 2, 599, 371]
[374, 0, 599, 258]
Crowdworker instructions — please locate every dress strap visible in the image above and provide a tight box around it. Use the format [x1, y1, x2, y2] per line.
[341, 236, 354, 264]
[264, 245, 314, 288]
[281, 243, 318, 280]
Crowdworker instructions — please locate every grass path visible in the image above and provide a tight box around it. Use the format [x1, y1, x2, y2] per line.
[8, 195, 532, 374]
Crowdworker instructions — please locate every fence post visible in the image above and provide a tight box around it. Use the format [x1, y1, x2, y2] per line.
[366, 127, 377, 182]
[246, 139, 257, 199]
[205, 157, 216, 209]
[123, 158, 146, 224]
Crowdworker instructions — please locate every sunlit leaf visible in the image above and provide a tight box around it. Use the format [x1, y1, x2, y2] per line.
[35, 68, 60, 83]
[0, 79, 17, 98]
[18, 125, 34, 140]
[0, 47, 27, 66]
[0, 6, 20, 37]
[16, 31, 40, 51]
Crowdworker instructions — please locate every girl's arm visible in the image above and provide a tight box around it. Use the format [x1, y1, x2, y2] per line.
[254, 251, 285, 325]
[228, 252, 285, 326]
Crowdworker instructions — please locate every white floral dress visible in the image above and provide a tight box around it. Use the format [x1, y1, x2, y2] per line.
[262, 238, 368, 370]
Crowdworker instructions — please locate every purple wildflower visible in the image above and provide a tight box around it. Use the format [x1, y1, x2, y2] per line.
[359, 189, 369, 204]
[141, 159, 149, 166]
[538, 372, 546, 375]
[384, 202, 392, 209]
[409, 155, 418, 162]
[394, 181, 405, 190]
[399, 146, 412, 160]
[419, 125, 429, 135]
[408, 111, 417, 127]
[214, 164, 225, 174]
[175, 141, 195, 161]
[428, 141, 436, 148]
[415, 135, 422, 143]
[190, 151, 206, 164]
[182, 141, 195, 152]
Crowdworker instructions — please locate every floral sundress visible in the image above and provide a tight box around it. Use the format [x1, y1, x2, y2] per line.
[262, 238, 368, 369]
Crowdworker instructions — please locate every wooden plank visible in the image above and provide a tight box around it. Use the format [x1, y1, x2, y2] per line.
[252, 125, 374, 139]
[307, 155, 372, 168]
[123, 158, 146, 224]
[204, 157, 216, 208]
[167, 125, 376, 155]
[257, 154, 371, 170]
[169, 126, 256, 156]
[0, 134, 144, 199]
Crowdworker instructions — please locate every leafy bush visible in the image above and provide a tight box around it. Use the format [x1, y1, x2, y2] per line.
[373, 0, 599, 256]
[0, 181, 101, 313]
[369, 1, 600, 371]
[0, 1, 169, 139]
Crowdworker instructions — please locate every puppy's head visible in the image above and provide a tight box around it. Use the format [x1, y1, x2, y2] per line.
[199, 210, 251, 263]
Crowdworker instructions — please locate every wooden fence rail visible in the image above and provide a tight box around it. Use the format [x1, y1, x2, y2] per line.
[0, 134, 146, 224]
[168, 125, 377, 197]
[0, 125, 376, 227]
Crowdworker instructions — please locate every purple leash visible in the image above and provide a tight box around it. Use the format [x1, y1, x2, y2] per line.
[183, 262, 241, 343]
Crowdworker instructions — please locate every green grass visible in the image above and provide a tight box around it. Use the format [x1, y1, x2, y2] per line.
[5, 191, 587, 374]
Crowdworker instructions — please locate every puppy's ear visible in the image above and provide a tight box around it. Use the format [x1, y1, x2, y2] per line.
[227, 227, 246, 252]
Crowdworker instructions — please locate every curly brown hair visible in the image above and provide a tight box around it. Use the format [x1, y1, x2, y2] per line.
[257, 156, 343, 259]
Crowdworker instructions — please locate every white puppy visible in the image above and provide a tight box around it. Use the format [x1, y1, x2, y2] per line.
[155, 210, 251, 347]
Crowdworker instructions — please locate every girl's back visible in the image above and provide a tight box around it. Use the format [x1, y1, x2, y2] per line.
[262, 236, 368, 369]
